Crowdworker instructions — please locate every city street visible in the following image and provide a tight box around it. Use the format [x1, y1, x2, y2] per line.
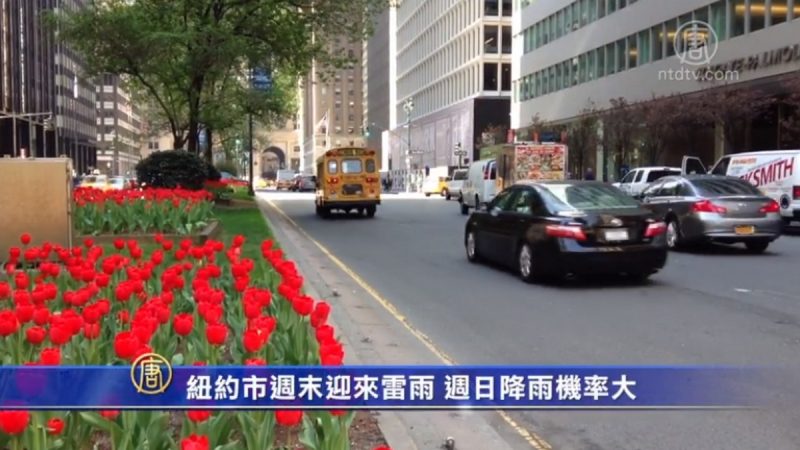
[261, 191, 800, 450]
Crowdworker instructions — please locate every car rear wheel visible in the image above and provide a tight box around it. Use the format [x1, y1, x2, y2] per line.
[518, 243, 536, 283]
[665, 219, 682, 249]
[466, 230, 481, 263]
[745, 240, 769, 254]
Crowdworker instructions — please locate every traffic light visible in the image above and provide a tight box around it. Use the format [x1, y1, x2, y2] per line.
[425, 165, 430, 176]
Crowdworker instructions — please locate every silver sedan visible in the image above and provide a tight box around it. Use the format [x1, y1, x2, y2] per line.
[638, 175, 783, 253]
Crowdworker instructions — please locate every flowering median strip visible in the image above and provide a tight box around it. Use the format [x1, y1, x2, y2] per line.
[0, 229, 390, 450]
[73, 188, 215, 236]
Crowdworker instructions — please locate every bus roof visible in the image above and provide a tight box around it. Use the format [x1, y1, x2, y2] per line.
[316, 148, 377, 161]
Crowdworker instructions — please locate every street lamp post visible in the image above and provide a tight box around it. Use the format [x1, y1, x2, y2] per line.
[402, 98, 414, 193]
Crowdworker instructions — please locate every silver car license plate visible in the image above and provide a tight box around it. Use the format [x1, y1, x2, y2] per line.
[604, 230, 629, 241]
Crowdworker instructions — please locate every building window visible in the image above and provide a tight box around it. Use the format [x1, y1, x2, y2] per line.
[293, 146, 300, 153]
[596, 48, 605, 77]
[652, 24, 664, 60]
[587, 50, 596, 80]
[501, 64, 511, 91]
[731, 0, 746, 36]
[627, 34, 637, 69]
[561, 60, 571, 86]
[616, 39, 626, 72]
[665, 20, 677, 57]
[750, 0, 765, 31]
[483, 63, 498, 90]
[501, 26, 512, 53]
[502, 0, 512, 16]
[635, 29, 649, 65]
[588, 0, 598, 22]
[484, 26, 499, 53]
[605, 42, 616, 74]
[710, 1, 728, 40]
[771, 0, 788, 24]
[485, 0, 499, 16]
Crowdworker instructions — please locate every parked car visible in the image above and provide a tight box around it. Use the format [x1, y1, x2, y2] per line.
[79, 175, 109, 190]
[682, 151, 800, 226]
[108, 176, 134, 190]
[639, 174, 783, 253]
[276, 169, 297, 190]
[464, 181, 668, 283]
[423, 176, 449, 197]
[291, 175, 317, 192]
[613, 166, 682, 197]
[446, 168, 468, 201]
[460, 159, 497, 215]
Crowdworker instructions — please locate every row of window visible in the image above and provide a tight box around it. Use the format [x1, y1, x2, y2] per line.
[485, 25, 513, 54]
[516, 0, 799, 102]
[398, 0, 482, 67]
[522, 0, 639, 54]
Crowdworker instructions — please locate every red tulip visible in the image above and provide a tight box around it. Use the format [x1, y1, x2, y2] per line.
[25, 326, 47, 345]
[46, 417, 65, 435]
[173, 313, 193, 336]
[15, 303, 34, 324]
[19, 233, 31, 246]
[113, 331, 141, 360]
[187, 410, 211, 423]
[205, 323, 228, 346]
[275, 410, 303, 427]
[232, 235, 245, 247]
[39, 347, 61, 365]
[291, 295, 314, 316]
[0, 410, 29, 435]
[0, 310, 20, 337]
[311, 301, 331, 328]
[244, 358, 267, 366]
[242, 329, 265, 353]
[32, 307, 50, 326]
[113, 238, 125, 250]
[100, 410, 119, 420]
[83, 322, 101, 340]
[48, 325, 71, 346]
[181, 434, 209, 450]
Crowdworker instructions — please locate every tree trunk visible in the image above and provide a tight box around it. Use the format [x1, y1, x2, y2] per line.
[172, 133, 187, 151]
[205, 128, 214, 163]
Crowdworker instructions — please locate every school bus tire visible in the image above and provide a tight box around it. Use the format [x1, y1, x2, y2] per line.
[366, 205, 376, 218]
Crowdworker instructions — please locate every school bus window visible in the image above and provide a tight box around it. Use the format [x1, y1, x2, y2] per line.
[328, 160, 338, 174]
[342, 159, 363, 174]
[366, 159, 376, 173]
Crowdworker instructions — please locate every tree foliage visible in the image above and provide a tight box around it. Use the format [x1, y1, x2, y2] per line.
[136, 150, 221, 190]
[602, 97, 639, 171]
[779, 74, 800, 148]
[567, 102, 599, 177]
[697, 85, 775, 153]
[54, 0, 386, 157]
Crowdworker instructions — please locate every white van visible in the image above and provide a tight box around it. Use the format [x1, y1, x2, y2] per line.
[683, 151, 800, 225]
[460, 159, 497, 215]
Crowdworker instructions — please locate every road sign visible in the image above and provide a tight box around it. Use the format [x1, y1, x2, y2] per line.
[252, 67, 273, 91]
[454, 150, 467, 156]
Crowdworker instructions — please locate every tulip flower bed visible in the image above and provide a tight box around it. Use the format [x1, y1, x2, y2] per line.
[0, 231, 387, 450]
[73, 188, 215, 236]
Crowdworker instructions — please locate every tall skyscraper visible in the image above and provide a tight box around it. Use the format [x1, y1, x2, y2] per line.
[0, 0, 97, 174]
[300, 39, 366, 173]
[95, 74, 142, 176]
[390, 0, 513, 179]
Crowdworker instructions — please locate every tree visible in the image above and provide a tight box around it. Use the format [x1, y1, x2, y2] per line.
[566, 102, 599, 177]
[637, 94, 690, 166]
[697, 85, 775, 153]
[602, 97, 639, 174]
[778, 74, 800, 148]
[54, 0, 384, 156]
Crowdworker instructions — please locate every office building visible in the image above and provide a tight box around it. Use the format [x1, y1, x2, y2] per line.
[0, 0, 97, 173]
[513, 0, 800, 177]
[96, 74, 143, 176]
[362, 6, 393, 171]
[389, 0, 513, 182]
[300, 40, 366, 173]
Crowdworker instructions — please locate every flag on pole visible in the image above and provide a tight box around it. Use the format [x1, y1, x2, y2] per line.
[315, 112, 328, 135]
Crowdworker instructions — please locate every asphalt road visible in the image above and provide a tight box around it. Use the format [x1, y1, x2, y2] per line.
[261, 191, 800, 450]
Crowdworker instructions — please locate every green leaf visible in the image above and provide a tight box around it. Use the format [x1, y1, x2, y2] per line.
[78, 412, 124, 435]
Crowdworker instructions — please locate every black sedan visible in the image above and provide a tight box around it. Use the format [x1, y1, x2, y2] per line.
[464, 181, 669, 283]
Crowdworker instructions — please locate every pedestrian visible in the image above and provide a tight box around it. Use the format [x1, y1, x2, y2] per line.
[584, 167, 595, 180]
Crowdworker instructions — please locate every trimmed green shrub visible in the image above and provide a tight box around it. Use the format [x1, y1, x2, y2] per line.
[136, 150, 221, 190]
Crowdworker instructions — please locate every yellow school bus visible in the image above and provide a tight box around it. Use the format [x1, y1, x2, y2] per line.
[315, 147, 381, 218]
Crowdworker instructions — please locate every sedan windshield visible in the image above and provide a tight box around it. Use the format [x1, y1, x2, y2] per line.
[542, 184, 641, 211]
[691, 178, 762, 197]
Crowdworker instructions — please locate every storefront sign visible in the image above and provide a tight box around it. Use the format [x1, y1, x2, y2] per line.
[696, 43, 800, 81]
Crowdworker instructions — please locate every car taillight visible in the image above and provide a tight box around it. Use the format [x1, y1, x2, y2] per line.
[793, 186, 800, 200]
[644, 222, 667, 238]
[692, 200, 727, 214]
[545, 224, 587, 241]
[760, 200, 780, 213]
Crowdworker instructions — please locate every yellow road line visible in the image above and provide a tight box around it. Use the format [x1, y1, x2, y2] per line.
[262, 197, 553, 450]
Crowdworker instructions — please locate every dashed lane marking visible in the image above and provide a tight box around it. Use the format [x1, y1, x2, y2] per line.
[261, 197, 553, 450]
